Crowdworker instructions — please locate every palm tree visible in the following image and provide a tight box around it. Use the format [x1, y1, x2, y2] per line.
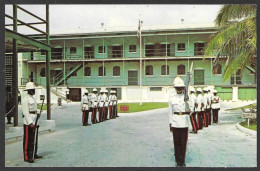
[204, 5, 256, 83]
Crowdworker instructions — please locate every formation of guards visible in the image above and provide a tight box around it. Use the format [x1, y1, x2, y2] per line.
[169, 76, 221, 167]
[81, 88, 118, 126]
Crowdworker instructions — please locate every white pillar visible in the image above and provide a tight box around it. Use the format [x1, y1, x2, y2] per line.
[232, 87, 238, 101]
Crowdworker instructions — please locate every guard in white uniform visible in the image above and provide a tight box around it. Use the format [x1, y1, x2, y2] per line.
[195, 88, 203, 130]
[203, 87, 209, 127]
[81, 90, 90, 126]
[103, 89, 109, 120]
[108, 90, 114, 119]
[189, 87, 197, 133]
[98, 90, 105, 122]
[207, 87, 213, 125]
[114, 90, 118, 117]
[22, 82, 42, 163]
[91, 88, 98, 124]
[169, 77, 190, 167]
[211, 90, 221, 123]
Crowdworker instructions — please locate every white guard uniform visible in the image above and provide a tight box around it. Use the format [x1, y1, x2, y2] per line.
[189, 93, 196, 113]
[202, 93, 208, 111]
[104, 94, 109, 107]
[81, 95, 89, 111]
[22, 95, 39, 125]
[98, 94, 105, 107]
[108, 94, 113, 106]
[168, 93, 190, 128]
[211, 95, 221, 109]
[194, 94, 203, 112]
[112, 94, 117, 106]
[91, 94, 98, 108]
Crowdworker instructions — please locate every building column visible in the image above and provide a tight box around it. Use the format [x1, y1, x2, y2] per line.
[232, 87, 238, 101]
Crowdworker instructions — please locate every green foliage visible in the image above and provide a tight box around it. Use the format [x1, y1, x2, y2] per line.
[240, 119, 257, 131]
[118, 103, 168, 113]
[204, 5, 256, 82]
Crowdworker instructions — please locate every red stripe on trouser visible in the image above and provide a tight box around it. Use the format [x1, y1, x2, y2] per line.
[184, 128, 188, 162]
[24, 125, 28, 160]
[203, 112, 207, 126]
[196, 112, 200, 128]
[190, 115, 197, 132]
[104, 108, 107, 120]
[109, 106, 112, 118]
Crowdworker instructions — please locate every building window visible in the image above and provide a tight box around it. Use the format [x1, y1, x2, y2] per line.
[84, 46, 94, 58]
[98, 46, 106, 53]
[113, 66, 120, 76]
[146, 65, 153, 75]
[194, 43, 205, 55]
[40, 68, 45, 77]
[129, 45, 136, 52]
[231, 69, 242, 84]
[70, 47, 76, 54]
[213, 64, 222, 74]
[177, 65, 185, 75]
[98, 66, 106, 76]
[161, 65, 169, 75]
[40, 51, 45, 56]
[85, 67, 91, 76]
[145, 45, 154, 57]
[150, 87, 162, 91]
[177, 43, 185, 51]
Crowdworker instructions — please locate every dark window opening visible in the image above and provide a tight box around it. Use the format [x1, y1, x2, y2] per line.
[112, 46, 122, 58]
[129, 45, 136, 52]
[113, 66, 120, 76]
[85, 67, 91, 76]
[84, 46, 94, 59]
[161, 65, 169, 75]
[145, 45, 154, 57]
[231, 69, 242, 84]
[40, 51, 46, 56]
[177, 65, 185, 75]
[51, 48, 63, 59]
[161, 44, 170, 56]
[213, 64, 222, 74]
[98, 46, 106, 53]
[146, 65, 153, 75]
[177, 43, 186, 51]
[70, 47, 77, 54]
[194, 43, 205, 56]
[98, 66, 106, 76]
[40, 68, 45, 77]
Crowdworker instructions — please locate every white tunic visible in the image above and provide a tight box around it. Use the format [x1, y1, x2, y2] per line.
[104, 94, 109, 107]
[189, 93, 196, 112]
[22, 95, 38, 125]
[211, 95, 221, 109]
[98, 94, 106, 107]
[202, 93, 208, 111]
[108, 95, 113, 106]
[194, 94, 202, 112]
[81, 95, 89, 110]
[168, 92, 190, 128]
[91, 94, 98, 108]
[112, 95, 117, 106]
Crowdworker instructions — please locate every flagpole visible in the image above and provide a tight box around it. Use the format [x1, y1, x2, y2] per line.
[139, 20, 142, 106]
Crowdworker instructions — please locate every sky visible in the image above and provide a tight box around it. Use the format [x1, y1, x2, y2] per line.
[5, 4, 222, 34]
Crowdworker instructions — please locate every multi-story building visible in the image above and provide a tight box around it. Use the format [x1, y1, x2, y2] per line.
[19, 23, 256, 102]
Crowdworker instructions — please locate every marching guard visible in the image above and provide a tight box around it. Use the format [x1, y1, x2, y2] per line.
[189, 87, 197, 133]
[97, 90, 105, 122]
[81, 90, 90, 126]
[207, 88, 213, 125]
[169, 77, 190, 167]
[22, 82, 42, 163]
[114, 90, 118, 118]
[91, 88, 98, 124]
[108, 90, 114, 119]
[212, 90, 220, 123]
[202, 87, 208, 127]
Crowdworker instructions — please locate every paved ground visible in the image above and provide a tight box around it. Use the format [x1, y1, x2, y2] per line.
[5, 101, 257, 167]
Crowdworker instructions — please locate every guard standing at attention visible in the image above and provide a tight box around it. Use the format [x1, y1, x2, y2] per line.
[202, 87, 208, 127]
[211, 90, 220, 123]
[81, 90, 90, 126]
[108, 90, 114, 119]
[207, 87, 213, 125]
[195, 88, 203, 130]
[22, 82, 42, 163]
[169, 77, 190, 167]
[91, 88, 98, 124]
[103, 89, 109, 121]
[114, 90, 119, 117]
[97, 90, 105, 122]
[189, 86, 197, 133]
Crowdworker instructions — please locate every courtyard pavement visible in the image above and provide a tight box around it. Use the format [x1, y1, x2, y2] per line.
[5, 101, 257, 167]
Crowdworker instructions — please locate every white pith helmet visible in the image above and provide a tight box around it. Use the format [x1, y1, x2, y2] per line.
[213, 90, 218, 93]
[104, 89, 108, 93]
[207, 87, 211, 92]
[110, 90, 113, 94]
[100, 89, 104, 93]
[203, 87, 208, 92]
[25, 82, 35, 90]
[93, 88, 97, 92]
[84, 89, 88, 94]
[197, 88, 202, 92]
[173, 76, 185, 87]
[113, 90, 116, 94]
[190, 86, 195, 92]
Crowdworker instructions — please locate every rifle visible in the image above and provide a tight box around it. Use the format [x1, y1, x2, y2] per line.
[184, 62, 193, 111]
[32, 95, 45, 160]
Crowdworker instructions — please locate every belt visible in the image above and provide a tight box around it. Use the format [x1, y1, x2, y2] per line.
[83, 103, 88, 104]
[29, 111, 37, 114]
[212, 102, 218, 104]
[174, 112, 190, 115]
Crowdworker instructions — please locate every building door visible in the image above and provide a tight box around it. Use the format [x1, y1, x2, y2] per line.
[128, 70, 138, 85]
[69, 88, 81, 101]
[194, 69, 204, 85]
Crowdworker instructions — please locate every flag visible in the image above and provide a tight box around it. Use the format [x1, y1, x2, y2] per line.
[137, 19, 141, 38]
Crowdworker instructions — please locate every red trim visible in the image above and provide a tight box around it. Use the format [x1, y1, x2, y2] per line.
[190, 114, 197, 132]
[203, 112, 207, 126]
[196, 112, 200, 128]
[24, 125, 28, 160]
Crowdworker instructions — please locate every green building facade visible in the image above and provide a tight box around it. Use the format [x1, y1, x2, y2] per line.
[20, 23, 256, 102]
